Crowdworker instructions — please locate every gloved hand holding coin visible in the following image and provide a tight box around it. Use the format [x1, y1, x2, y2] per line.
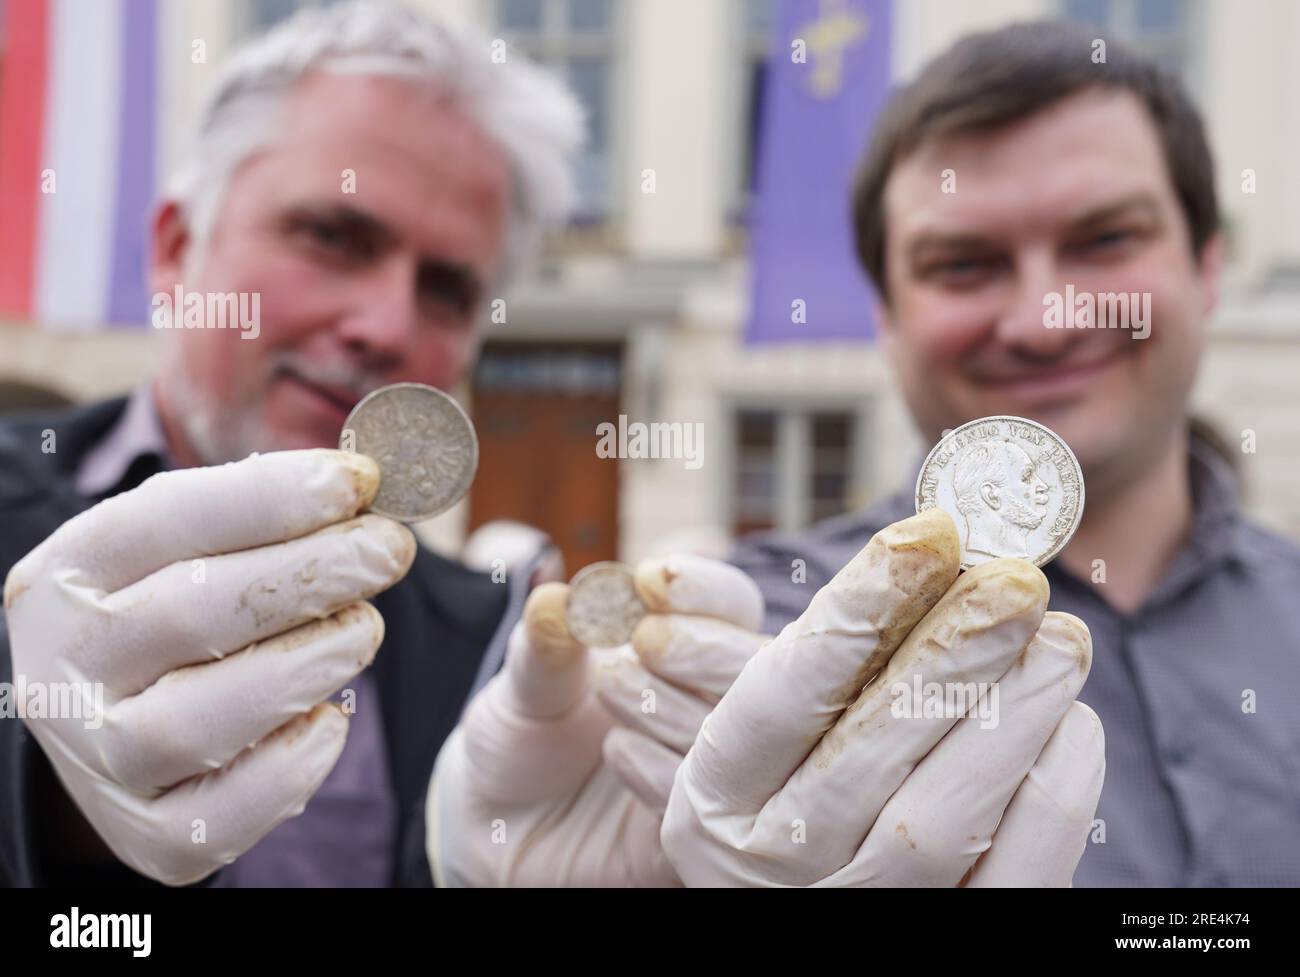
[425, 553, 769, 886]
[430, 414, 1105, 887]
[662, 415, 1104, 886]
[661, 509, 1104, 886]
[4, 449, 416, 885]
[3, 382, 476, 885]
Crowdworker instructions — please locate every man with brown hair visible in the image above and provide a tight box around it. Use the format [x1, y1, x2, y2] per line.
[732, 20, 1300, 886]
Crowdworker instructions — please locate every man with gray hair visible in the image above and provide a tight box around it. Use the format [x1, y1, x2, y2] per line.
[0, 0, 582, 887]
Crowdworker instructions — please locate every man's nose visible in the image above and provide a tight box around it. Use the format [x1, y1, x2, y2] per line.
[335, 258, 421, 361]
[992, 254, 1075, 356]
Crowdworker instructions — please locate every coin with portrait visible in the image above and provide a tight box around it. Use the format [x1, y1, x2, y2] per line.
[915, 415, 1085, 569]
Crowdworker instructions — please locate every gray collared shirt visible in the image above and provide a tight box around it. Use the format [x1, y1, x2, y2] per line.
[730, 437, 1300, 887]
[76, 387, 397, 887]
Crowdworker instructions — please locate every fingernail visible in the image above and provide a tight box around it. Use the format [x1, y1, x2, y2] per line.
[334, 451, 381, 511]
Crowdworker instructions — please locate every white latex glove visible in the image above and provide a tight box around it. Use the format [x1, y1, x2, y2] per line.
[426, 555, 767, 886]
[662, 508, 1107, 887]
[3, 449, 416, 885]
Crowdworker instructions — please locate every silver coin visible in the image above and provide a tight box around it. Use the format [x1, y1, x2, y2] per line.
[565, 561, 646, 648]
[915, 415, 1085, 569]
[339, 382, 478, 522]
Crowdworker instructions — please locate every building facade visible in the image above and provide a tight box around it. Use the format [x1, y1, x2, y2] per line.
[2, 0, 1298, 568]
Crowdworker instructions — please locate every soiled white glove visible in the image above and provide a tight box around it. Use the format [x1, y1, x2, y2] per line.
[661, 508, 1106, 887]
[426, 555, 766, 887]
[3, 449, 416, 885]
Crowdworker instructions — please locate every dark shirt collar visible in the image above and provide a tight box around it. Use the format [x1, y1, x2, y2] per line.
[74, 384, 172, 498]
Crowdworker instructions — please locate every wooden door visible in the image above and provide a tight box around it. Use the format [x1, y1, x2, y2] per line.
[468, 343, 622, 574]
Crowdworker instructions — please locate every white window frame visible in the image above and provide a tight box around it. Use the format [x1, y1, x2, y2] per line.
[1060, 0, 1205, 98]
[724, 0, 776, 223]
[722, 397, 874, 534]
[494, 0, 626, 225]
[241, 0, 340, 36]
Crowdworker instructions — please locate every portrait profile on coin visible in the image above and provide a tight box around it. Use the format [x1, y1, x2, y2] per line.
[952, 440, 1051, 561]
[915, 415, 1084, 569]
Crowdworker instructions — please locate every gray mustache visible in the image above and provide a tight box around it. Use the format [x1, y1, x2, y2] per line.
[269, 352, 387, 401]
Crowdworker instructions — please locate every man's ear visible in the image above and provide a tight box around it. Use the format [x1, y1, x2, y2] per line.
[1197, 232, 1224, 319]
[874, 296, 897, 363]
[874, 294, 894, 334]
[979, 482, 1001, 510]
[149, 200, 191, 296]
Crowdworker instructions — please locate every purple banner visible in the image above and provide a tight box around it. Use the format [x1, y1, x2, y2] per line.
[745, 0, 892, 345]
[109, 0, 158, 327]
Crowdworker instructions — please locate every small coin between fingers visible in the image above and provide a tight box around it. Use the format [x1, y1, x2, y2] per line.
[565, 561, 647, 648]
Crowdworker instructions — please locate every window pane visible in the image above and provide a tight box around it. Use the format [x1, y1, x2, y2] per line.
[739, 410, 777, 448]
[249, 0, 347, 33]
[567, 0, 610, 32]
[501, 0, 544, 32]
[474, 346, 621, 395]
[1146, 43, 1185, 77]
[251, 0, 305, 30]
[1136, 0, 1181, 31]
[744, 0, 776, 37]
[735, 411, 777, 534]
[567, 58, 608, 145]
[739, 468, 775, 501]
[743, 60, 767, 198]
[808, 413, 853, 523]
[734, 2, 772, 221]
[1064, 0, 1109, 25]
[566, 57, 609, 215]
[812, 412, 850, 448]
[812, 471, 847, 499]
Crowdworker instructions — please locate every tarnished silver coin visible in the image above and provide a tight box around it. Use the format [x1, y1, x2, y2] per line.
[340, 382, 478, 522]
[915, 415, 1084, 569]
[565, 561, 646, 648]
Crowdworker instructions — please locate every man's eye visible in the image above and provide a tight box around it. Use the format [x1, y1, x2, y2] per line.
[292, 218, 369, 260]
[305, 221, 350, 249]
[418, 269, 476, 319]
[422, 281, 464, 310]
[1076, 229, 1136, 255]
[310, 222, 342, 245]
[924, 258, 995, 285]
